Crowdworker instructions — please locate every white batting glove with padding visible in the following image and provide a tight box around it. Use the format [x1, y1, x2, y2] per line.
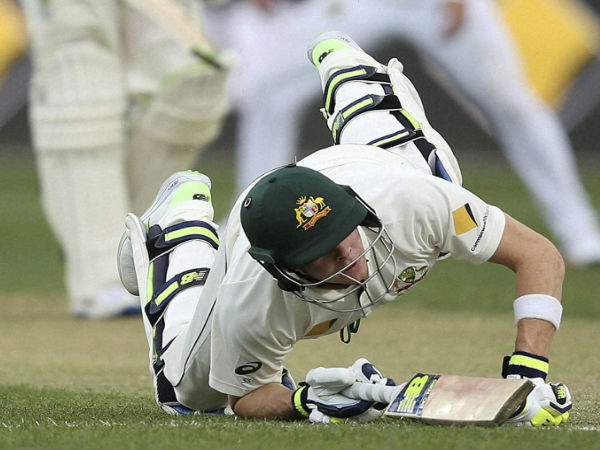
[506, 377, 572, 426]
[349, 358, 396, 410]
[292, 366, 376, 423]
[350, 358, 395, 387]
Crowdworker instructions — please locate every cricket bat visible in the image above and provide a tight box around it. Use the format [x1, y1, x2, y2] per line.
[121, 0, 225, 69]
[343, 373, 534, 426]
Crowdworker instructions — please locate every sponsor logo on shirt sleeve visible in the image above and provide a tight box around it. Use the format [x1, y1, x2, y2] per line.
[452, 203, 478, 235]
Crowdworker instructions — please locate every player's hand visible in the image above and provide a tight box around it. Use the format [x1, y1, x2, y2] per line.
[349, 358, 396, 409]
[350, 358, 395, 386]
[292, 367, 374, 423]
[506, 378, 572, 426]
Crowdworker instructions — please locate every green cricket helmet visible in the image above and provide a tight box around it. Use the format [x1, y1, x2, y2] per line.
[240, 164, 397, 312]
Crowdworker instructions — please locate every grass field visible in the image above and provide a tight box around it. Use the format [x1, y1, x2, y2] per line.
[1, 150, 599, 449]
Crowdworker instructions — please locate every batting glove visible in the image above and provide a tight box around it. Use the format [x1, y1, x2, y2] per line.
[501, 351, 572, 426]
[349, 358, 396, 409]
[292, 366, 374, 423]
[506, 377, 572, 426]
[350, 358, 395, 385]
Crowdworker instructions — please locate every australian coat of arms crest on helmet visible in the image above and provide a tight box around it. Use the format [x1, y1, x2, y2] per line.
[295, 196, 331, 230]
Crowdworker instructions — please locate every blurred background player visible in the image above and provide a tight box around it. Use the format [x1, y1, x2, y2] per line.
[21, 0, 230, 318]
[205, 0, 600, 267]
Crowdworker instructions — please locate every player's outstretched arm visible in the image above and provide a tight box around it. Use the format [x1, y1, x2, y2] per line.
[488, 213, 565, 357]
[489, 214, 572, 426]
[229, 360, 392, 422]
[229, 375, 373, 422]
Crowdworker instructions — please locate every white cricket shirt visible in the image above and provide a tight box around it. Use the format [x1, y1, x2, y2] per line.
[209, 144, 505, 397]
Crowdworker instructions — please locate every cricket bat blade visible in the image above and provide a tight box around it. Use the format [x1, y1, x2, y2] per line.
[384, 373, 534, 426]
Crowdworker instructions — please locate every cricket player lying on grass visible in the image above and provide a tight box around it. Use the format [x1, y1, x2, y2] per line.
[117, 32, 571, 425]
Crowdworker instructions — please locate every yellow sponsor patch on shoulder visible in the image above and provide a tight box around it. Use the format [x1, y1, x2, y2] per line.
[452, 204, 477, 235]
[305, 319, 337, 337]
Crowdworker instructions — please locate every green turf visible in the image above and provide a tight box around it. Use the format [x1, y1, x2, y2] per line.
[0, 159, 64, 294]
[1, 386, 598, 450]
[1, 152, 599, 449]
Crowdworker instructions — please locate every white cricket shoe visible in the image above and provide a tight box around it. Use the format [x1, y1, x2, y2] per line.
[117, 170, 214, 296]
[117, 170, 214, 295]
[306, 30, 386, 90]
[306, 30, 365, 68]
[74, 284, 141, 320]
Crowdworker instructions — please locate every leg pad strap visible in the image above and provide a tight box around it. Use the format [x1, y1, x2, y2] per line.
[145, 267, 210, 327]
[323, 65, 391, 116]
[331, 93, 421, 146]
[145, 221, 219, 260]
[143, 220, 219, 323]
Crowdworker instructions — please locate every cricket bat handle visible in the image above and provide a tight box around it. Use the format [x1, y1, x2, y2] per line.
[122, 0, 224, 69]
[342, 382, 405, 404]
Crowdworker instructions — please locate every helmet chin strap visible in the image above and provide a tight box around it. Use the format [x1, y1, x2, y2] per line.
[255, 260, 301, 292]
[259, 257, 362, 292]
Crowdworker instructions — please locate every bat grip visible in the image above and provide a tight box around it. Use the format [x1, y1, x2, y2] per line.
[342, 382, 404, 404]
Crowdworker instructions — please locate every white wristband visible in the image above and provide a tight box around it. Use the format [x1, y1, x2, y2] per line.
[513, 294, 563, 330]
